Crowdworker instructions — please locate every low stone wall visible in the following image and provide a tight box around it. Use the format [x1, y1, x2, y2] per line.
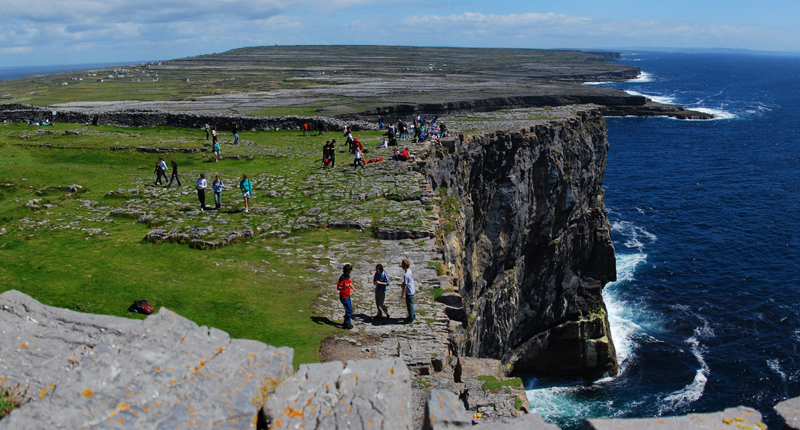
[0, 103, 375, 132]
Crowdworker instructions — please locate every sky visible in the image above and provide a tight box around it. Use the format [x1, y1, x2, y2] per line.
[2, 0, 800, 67]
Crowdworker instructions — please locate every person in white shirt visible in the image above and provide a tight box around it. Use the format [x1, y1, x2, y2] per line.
[196, 174, 208, 211]
[400, 259, 416, 323]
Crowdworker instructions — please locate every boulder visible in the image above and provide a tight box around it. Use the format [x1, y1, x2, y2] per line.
[0, 290, 293, 430]
[471, 413, 560, 430]
[435, 292, 463, 308]
[584, 406, 764, 430]
[776, 396, 800, 430]
[422, 389, 472, 430]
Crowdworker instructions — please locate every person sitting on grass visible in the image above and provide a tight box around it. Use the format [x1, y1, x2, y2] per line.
[337, 264, 356, 329]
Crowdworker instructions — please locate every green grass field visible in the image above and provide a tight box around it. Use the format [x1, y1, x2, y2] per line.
[0, 121, 408, 366]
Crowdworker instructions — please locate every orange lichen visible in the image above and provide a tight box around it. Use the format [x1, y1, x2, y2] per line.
[389, 368, 394, 375]
[118, 403, 130, 411]
[284, 406, 304, 418]
[724, 418, 734, 424]
[20, 343, 28, 349]
[83, 389, 94, 398]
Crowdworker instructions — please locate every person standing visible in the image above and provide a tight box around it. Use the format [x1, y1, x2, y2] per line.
[400, 259, 415, 323]
[337, 264, 356, 329]
[167, 160, 181, 187]
[373, 264, 390, 319]
[239, 174, 252, 213]
[213, 141, 221, 162]
[196, 173, 208, 212]
[303, 123, 309, 137]
[233, 124, 239, 145]
[211, 126, 218, 145]
[204, 123, 210, 140]
[212, 175, 225, 210]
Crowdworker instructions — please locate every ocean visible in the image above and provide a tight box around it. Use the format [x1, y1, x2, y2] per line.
[0, 62, 142, 82]
[527, 52, 800, 429]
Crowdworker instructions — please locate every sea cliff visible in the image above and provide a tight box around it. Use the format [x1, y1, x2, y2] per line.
[422, 108, 618, 379]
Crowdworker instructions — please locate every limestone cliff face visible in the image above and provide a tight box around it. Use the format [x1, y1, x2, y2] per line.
[422, 109, 617, 379]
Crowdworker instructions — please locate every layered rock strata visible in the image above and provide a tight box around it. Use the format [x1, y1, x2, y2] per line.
[421, 108, 618, 379]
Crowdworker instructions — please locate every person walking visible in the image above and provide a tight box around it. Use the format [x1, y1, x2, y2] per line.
[204, 123, 210, 140]
[303, 123, 309, 137]
[213, 141, 221, 162]
[233, 124, 239, 145]
[400, 259, 415, 323]
[154, 157, 168, 186]
[239, 174, 252, 213]
[337, 264, 356, 329]
[353, 147, 365, 172]
[212, 175, 225, 210]
[196, 173, 208, 211]
[373, 264, 390, 319]
[211, 126, 218, 144]
[167, 160, 181, 187]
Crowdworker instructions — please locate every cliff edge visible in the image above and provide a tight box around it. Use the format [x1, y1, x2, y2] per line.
[422, 107, 617, 379]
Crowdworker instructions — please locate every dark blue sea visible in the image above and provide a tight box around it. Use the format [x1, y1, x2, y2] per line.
[526, 52, 800, 429]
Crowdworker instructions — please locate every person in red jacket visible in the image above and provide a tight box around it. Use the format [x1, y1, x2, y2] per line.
[337, 264, 356, 329]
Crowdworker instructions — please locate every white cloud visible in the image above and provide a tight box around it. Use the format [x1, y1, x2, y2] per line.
[392, 12, 800, 51]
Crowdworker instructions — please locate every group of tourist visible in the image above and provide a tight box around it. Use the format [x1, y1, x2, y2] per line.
[154, 157, 252, 212]
[154, 158, 181, 187]
[29, 117, 54, 127]
[193, 172, 252, 212]
[337, 259, 416, 329]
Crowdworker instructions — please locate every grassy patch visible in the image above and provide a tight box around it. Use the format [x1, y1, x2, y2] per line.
[428, 261, 446, 276]
[0, 121, 433, 367]
[475, 375, 524, 393]
[0, 380, 28, 419]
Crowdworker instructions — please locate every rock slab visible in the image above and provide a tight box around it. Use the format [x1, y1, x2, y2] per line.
[264, 358, 412, 430]
[0, 290, 294, 430]
[585, 406, 765, 430]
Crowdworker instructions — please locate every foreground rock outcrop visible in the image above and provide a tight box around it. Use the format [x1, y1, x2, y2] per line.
[0, 290, 410, 430]
[422, 108, 617, 379]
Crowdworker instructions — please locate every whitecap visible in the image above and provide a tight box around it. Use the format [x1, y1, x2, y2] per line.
[526, 380, 618, 427]
[611, 220, 657, 252]
[623, 90, 675, 105]
[658, 323, 712, 413]
[583, 81, 612, 86]
[628, 71, 653, 82]
[768, 358, 788, 383]
[689, 107, 737, 120]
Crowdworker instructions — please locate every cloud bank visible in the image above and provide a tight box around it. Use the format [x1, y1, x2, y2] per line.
[1, 1, 798, 67]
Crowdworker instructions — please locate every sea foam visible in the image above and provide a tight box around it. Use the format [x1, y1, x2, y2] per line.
[624, 90, 675, 105]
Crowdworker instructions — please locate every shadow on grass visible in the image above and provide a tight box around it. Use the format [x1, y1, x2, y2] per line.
[311, 316, 344, 329]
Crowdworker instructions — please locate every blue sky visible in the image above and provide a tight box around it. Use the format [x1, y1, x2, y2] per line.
[2, 0, 799, 67]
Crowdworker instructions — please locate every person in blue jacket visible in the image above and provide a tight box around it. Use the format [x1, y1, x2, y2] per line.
[212, 175, 225, 210]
